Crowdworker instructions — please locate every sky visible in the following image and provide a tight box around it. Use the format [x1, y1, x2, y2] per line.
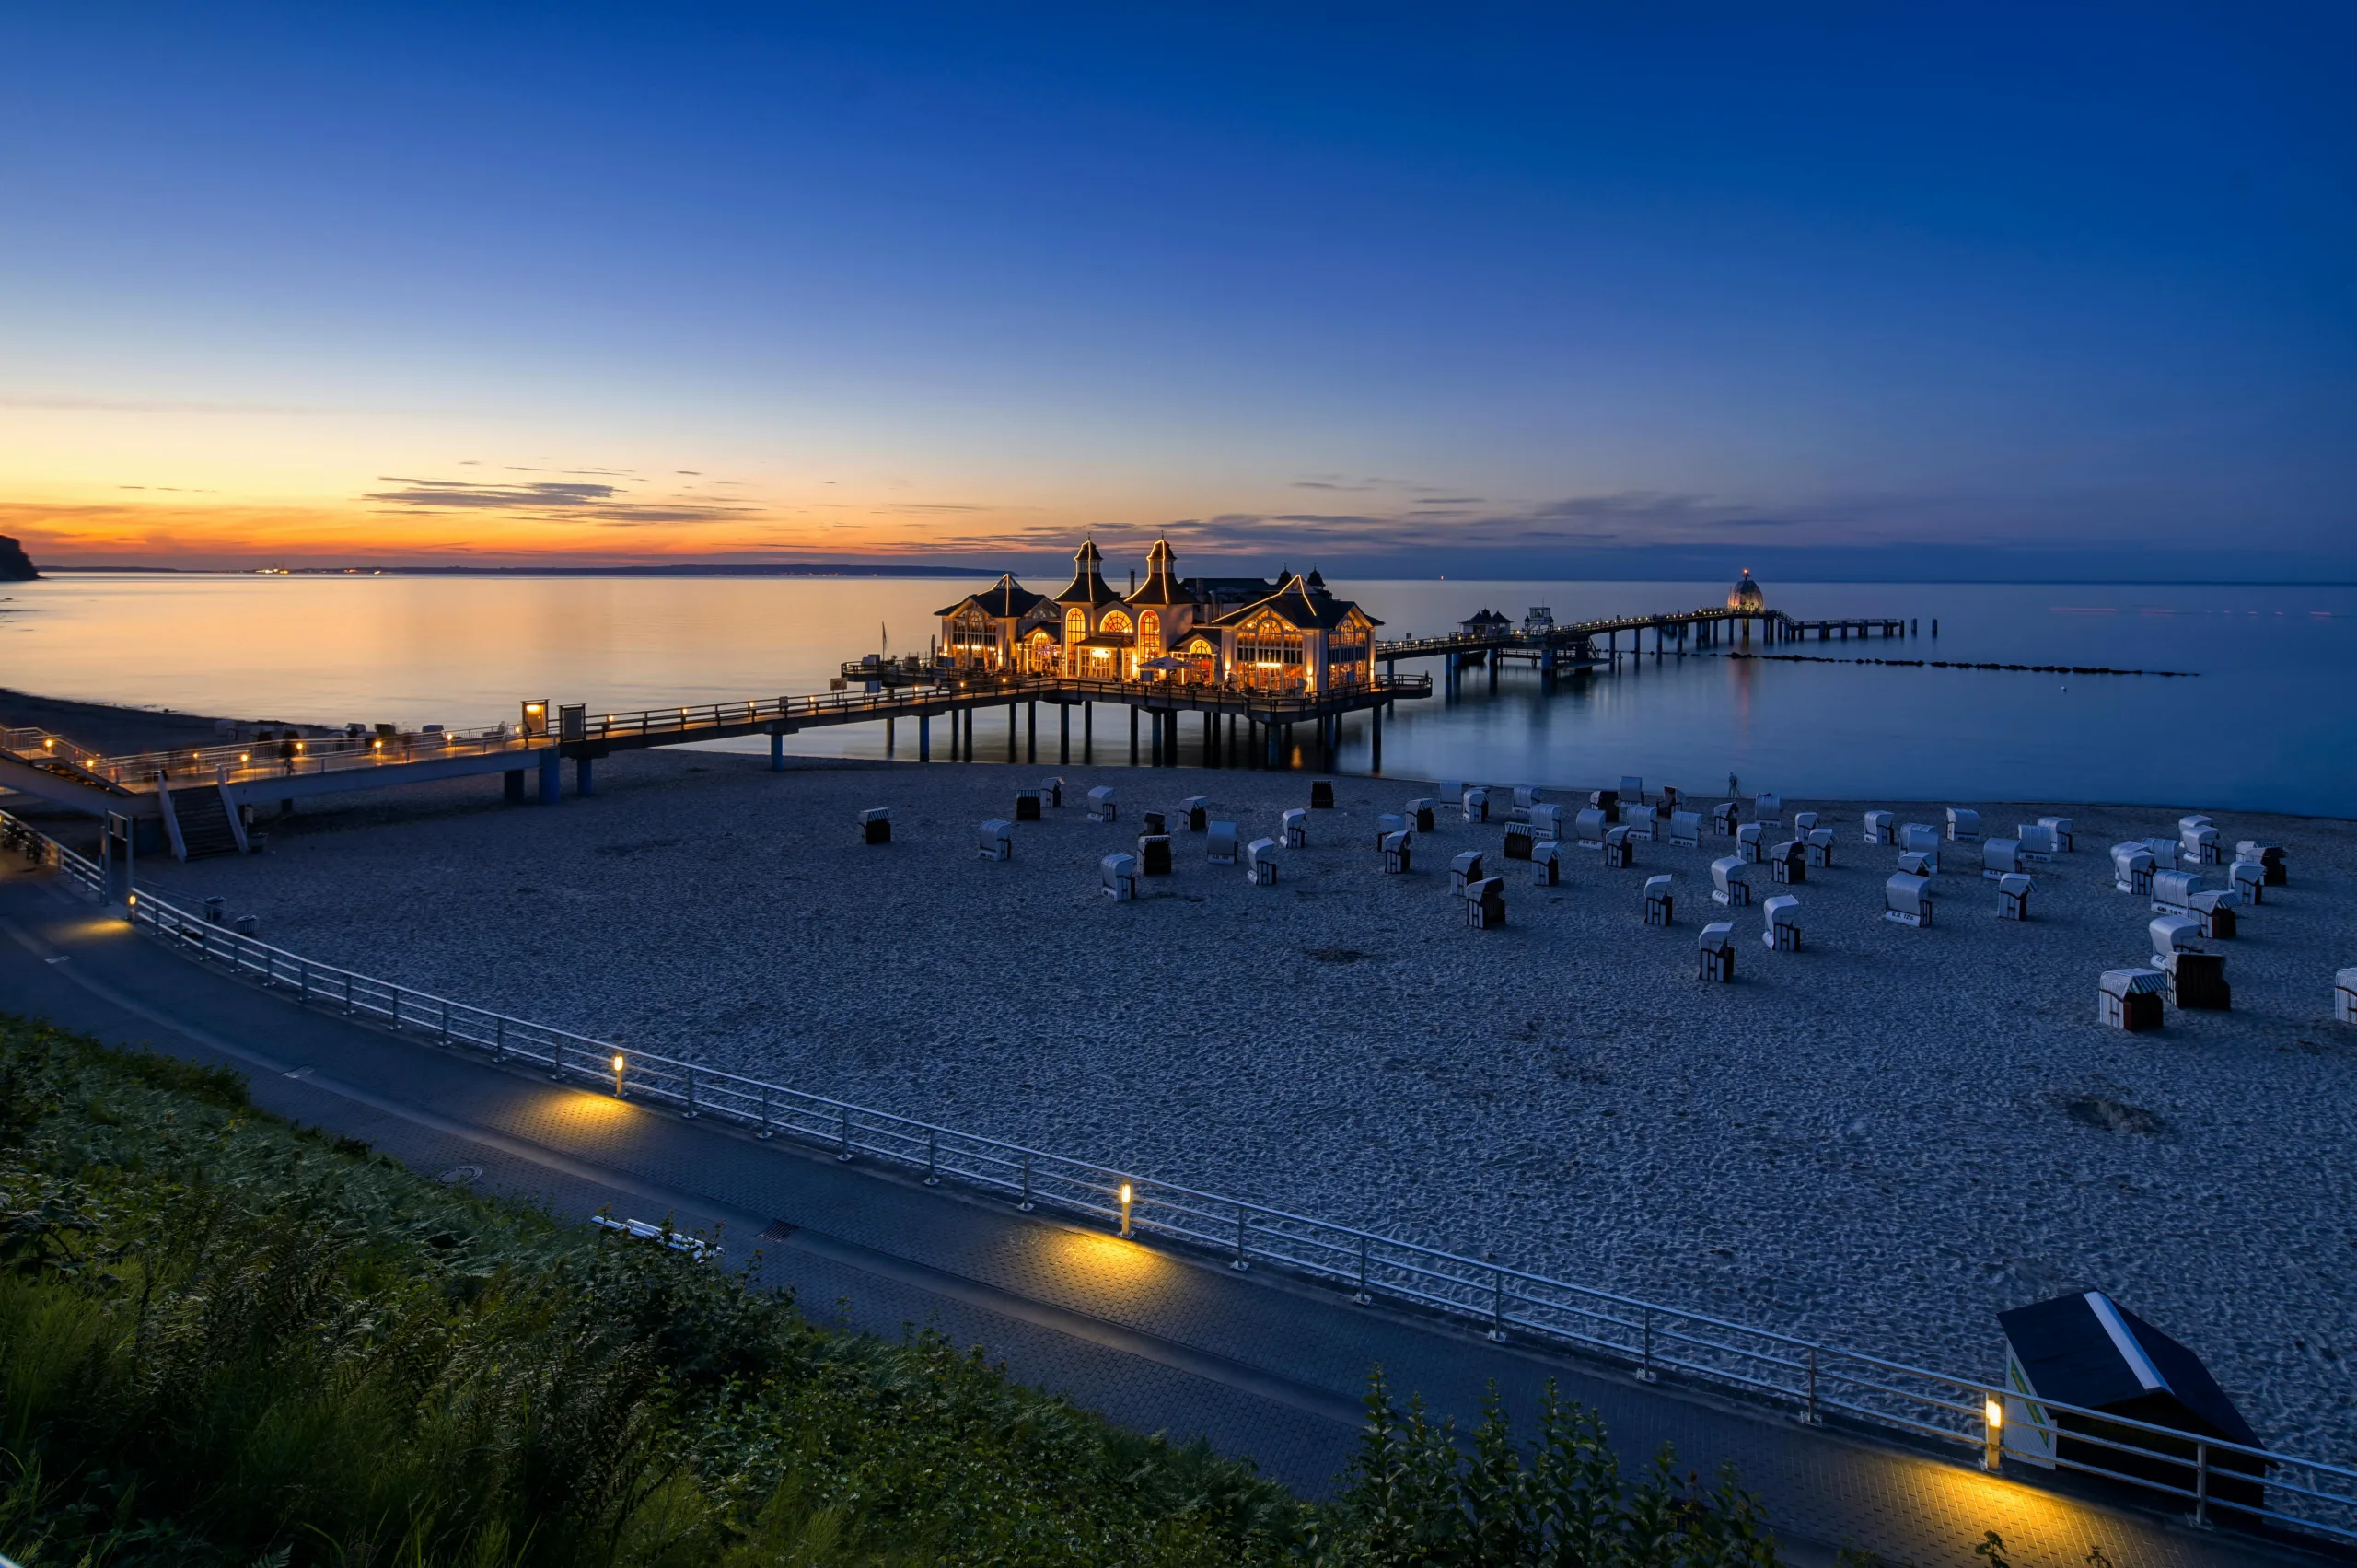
[2, 4, 2352, 579]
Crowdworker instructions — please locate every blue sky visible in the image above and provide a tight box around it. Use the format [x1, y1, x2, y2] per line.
[2, 4, 2351, 577]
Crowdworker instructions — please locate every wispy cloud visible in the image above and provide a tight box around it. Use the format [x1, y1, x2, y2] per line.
[363, 476, 759, 527]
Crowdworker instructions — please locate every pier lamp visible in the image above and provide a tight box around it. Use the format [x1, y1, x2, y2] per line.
[1118, 1182, 1134, 1238]
[1981, 1396, 2004, 1471]
[611, 1053, 627, 1097]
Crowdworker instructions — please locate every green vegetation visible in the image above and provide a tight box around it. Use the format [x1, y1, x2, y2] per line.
[0, 1013, 1782, 1566]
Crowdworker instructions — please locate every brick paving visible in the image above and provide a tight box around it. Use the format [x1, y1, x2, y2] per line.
[0, 868, 2317, 1568]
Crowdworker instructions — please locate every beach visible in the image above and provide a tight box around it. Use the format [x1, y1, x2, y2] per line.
[113, 745, 2357, 1460]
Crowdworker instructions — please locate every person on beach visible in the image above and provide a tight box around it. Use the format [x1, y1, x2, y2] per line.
[279, 736, 296, 776]
[1728, 771, 1739, 796]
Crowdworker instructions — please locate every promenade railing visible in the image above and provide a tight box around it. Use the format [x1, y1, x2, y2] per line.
[6, 804, 2350, 1545]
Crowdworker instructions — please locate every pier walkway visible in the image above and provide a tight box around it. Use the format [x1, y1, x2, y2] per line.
[0, 866, 2322, 1568]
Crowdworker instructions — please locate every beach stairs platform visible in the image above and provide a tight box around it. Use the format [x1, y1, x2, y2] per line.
[157, 774, 245, 861]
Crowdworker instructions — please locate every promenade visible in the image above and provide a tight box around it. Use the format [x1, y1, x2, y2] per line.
[0, 867, 2318, 1567]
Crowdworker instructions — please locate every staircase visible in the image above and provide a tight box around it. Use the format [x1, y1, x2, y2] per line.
[163, 781, 243, 860]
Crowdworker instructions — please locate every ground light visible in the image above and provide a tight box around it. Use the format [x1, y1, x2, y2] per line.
[1119, 1182, 1134, 1238]
[612, 1053, 626, 1097]
[1983, 1396, 2004, 1471]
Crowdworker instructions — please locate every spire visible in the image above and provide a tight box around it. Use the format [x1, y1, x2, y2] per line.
[1128, 536, 1184, 604]
[1055, 534, 1117, 606]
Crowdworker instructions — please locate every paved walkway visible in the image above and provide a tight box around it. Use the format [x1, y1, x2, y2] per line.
[0, 869, 2309, 1568]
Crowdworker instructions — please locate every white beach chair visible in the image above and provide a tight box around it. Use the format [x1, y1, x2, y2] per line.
[1805, 828, 1836, 868]
[1621, 804, 1658, 842]
[1513, 785, 1543, 809]
[2337, 968, 2357, 1026]
[1015, 789, 1043, 822]
[1669, 810, 1701, 848]
[1658, 784, 1681, 812]
[1603, 826, 1634, 868]
[1620, 775, 1644, 804]
[1736, 821, 1764, 864]
[1376, 812, 1406, 850]
[1282, 807, 1307, 850]
[1450, 850, 1485, 897]
[1711, 855, 1752, 908]
[2229, 860, 2265, 904]
[2189, 889, 2238, 940]
[1503, 821, 1537, 860]
[2236, 841, 2286, 886]
[1884, 872, 1933, 926]
[1981, 839, 2023, 878]
[1946, 807, 1981, 843]
[1575, 808, 1608, 849]
[1382, 830, 1411, 874]
[1791, 810, 1818, 834]
[1762, 893, 1802, 952]
[1086, 785, 1118, 823]
[1864, 810, 1895, 847]
[1529, 839, 1562, 887]
[1753, 792, 1782, 825]
[1465, 877, 1505, 929]
[2098, 968, 2165, 1030]
[2017, 822, 2058, 860]
[2149, 914, 2204, 970]
[1998, 873, 2033, 921]
[2181, 824, 2219, 865]
[1644, 874, 1673, 927]
[1407, 797, 1437, 832]
[1179, 796, 1210, 832]
[1246, 837, 1280, 886]
[859, 807, 892, 845]
[2141, 836, 2180, 871]
[1207, 821, 1238, 865]
[977, 819, 1013, 862]
[1462, 787, 1490, 824]
[2151, 869, 2199, 915]
[1712, 801, 1740, 836]
[1698, 922, 1736, 982]
[2038, 816, 2074, 852]
[1135, 833, 1172, 876]
[1899, 822, 1940, 855]
[1040, 776, 1064, 807]
[1529, 803, 1564, 841]
[1767, 840, 1804, 884]
[2110, 843, 2156, 897]
[1100, 853, 1137, 901]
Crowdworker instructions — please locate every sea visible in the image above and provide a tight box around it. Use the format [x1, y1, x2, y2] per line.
[5, 572, 2351, 817]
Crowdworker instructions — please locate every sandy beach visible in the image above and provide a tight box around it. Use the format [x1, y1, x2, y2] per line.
[119, 748, 2357, 1458]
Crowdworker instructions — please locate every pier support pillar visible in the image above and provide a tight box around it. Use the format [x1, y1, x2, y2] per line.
[1084, 702, 1094, 761]
[885, 717, 895, 758]
[537, 750, 561, 805]
[1027, 701, 1037, 762]
[918, 715, 931, 762]
[1059, 703, 1070, 763]
[1370, 703, 1382, 772]
[1129, 705, 1140, 765]
[1488, 655, 1498, 691]
[771, 730, 786, 772]
[505, 769, 526, 803]
[1007, 702, 1018, 761]
[575, 756, 595, 796]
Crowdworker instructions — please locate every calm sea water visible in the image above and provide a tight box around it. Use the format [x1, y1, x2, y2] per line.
[4, 573, 2351, 816]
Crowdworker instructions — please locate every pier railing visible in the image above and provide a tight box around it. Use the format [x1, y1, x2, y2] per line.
[6, 807, 2346, 1544]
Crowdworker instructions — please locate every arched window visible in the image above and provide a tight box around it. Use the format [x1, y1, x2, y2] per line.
[1139, 610, 1160, 651]
[1101, 610, 1132, 635]
[1065, 608, 1086, 641]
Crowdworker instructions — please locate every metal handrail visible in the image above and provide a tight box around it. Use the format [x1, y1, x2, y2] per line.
[6, 805, 2348, 1542]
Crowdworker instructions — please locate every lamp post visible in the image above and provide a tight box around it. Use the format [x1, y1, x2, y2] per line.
[1118, 1182, 1134, 1239]
[612, 1053, 627, 1098]
[1982, 1395, 2004, 1471]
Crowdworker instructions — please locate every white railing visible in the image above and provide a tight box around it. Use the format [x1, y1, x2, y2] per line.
[6, 806, 2349, 1544]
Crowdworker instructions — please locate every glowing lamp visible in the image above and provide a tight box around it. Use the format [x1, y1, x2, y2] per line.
[610, 1052, 627, 1097]
[1117, 1181, 1135, 1238]
[1983, 1398, 2003, 1429]
[1981, 1395, 2004, 1472]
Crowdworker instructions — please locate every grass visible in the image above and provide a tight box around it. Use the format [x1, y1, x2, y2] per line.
[0, 1011, 1783, 1566]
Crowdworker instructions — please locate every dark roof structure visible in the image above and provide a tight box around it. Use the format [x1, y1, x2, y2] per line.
[935, 573, 1047, 620]
[1999, 1291, 2258, 1448]
[1053, 538, 1121, 607]
[1125, 538, 1189, 607]
[1213, 572, 1382, 633]
[1462, 608, 1512, 629]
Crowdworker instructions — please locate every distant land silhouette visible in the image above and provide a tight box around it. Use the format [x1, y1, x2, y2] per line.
[0, 536, 41, 581]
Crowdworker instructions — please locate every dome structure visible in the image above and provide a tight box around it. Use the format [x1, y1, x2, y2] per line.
[1726, 569, 1765, 611]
